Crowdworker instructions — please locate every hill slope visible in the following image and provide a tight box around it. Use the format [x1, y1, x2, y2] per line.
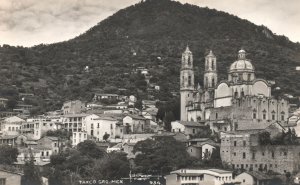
[0, 0, 300, 113]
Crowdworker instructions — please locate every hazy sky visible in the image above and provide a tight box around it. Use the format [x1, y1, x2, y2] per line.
[0, 0, 299, 47]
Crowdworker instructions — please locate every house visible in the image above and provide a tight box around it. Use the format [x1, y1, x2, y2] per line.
[85, 114, 124, 141]
[62, 113, 88, 132]
[17, 146, 52, 164]
[37, 136, 62, 154]
[62, 100, 85, 115]
[128, 95, 137, 106]
[0, 116, 25, 136]
[142, 100, 156, 109]
[107, 143, 123, 153]
[187, 142, 218, 159]
[72, 131, 87, 146]
[171, 121, 207, 136]
[123, 115, 150, 133]
[122, 142, 137, 158]
[93, 94, 120, 101]
[294, 172, 300, 184]
[22, 117, 61, 140]
[235, 171, 273, 185]
[0, 98, 8, 108]
[0, 134, 28, 147]
[142, 107, 158, 122]
[0, 169, 22, 185]
[152, 131, 189, 143]
[165, 168, 236, 185]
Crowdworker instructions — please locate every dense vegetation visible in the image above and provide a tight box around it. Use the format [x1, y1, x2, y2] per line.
[0, 0, 300, 113]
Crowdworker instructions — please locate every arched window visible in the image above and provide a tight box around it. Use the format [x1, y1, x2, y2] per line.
[239, 73, 243, 81]
[281, 112, 285, 121]
[241, 90, 245, 97]
[253, 109, 257, 119]
[262, 110, 267, 120]
[216, 113, 218, 119]
[212, 78, 215, 87]
[248, 73, 251, 81]
[212, 60, 215, 70]
[188, 76, 191, 86]
[205, 77, 208, 88]
[234, 91, 238, 98]
[271, 110, 276, 120]
[188, 56, 191, 66]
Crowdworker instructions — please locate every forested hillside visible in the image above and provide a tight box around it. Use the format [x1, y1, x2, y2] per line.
[1, 0, 300, 113]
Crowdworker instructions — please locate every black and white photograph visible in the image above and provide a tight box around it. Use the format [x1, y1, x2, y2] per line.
[0, 0, 300, 185]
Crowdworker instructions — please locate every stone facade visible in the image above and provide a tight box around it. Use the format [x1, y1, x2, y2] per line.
[220, 131, 300, 174]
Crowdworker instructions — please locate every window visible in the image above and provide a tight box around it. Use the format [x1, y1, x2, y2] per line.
[241, 91, 244, 97]
[234, 141, 237, 146]
[272, 151, 274, 158]
[253, 109, 257, 119]
[234, 152, 236, 156]
[243, 140, 246, 146]
[212, 60, 214, 70]
[234, 91, 238, 98]
[190, 149, 193, 152]
[212, 78, 215, 86]
[271, 110, 276, 120]
[193, 129, 195, 134]
[248, 73, 251, 81]
[284, 152, 287, 156]
[281, 112, 285, 121]
[243, 152, 246, 159]
[262, 152, 265, 156]
[263, 110, 266, 120]
[0, 178, 6, 185]
[216, 113, 218, 119]
[252, 152, 256, 159]
[188, 76, 192, 86]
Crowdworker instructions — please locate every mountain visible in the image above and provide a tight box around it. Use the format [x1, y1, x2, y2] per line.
[0, 0, 300, 113]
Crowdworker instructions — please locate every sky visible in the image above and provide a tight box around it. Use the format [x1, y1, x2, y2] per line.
[0, 0, 299, 47]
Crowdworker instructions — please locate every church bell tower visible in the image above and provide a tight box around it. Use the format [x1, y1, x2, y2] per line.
[180, 46, 194, 121]
[204, 50, 218, 106]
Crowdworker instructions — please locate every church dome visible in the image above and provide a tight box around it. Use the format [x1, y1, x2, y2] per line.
[229, 50, 254, 72]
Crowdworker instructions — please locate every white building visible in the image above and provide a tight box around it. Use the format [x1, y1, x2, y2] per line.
[0, 116, 25, 136]
[85, 114, 124, 141]
[21, 116, 61, 140]
[72, 131, 87, 146]
[165, 168, 235, 185]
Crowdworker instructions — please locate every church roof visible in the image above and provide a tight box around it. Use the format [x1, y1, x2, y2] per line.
[229, 49, 254, 72]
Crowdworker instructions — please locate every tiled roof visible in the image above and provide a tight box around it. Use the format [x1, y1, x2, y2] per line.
[244, 171, 272, 180]
[180, 121, 206, 127]
[64, 113, 88, 117]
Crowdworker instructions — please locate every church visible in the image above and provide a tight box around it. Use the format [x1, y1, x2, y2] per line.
[180, 46, 289, 132]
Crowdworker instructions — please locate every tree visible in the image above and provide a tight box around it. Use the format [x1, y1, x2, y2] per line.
[77, 140, 105, 159]
[90, 152, 130, 180]
[23, 152, 43, 185]
[258, 131, 271, 145]
[6, 98, 17, 110]
[103, 133, 110, 141]
[163, 111, 175, 131]
[0, 145, 18, 164]
[133, 137, 191, 175]
[135, 99, 143, 110]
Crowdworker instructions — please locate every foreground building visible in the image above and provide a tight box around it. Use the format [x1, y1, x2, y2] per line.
[165, 168, 236, 185]
[220, 129, 300, 174]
